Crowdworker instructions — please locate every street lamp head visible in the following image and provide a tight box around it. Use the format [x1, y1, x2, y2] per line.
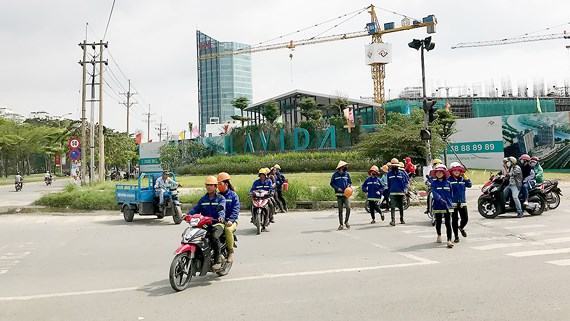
[408, 39, 422, 50]
[424, 36, 435, 51]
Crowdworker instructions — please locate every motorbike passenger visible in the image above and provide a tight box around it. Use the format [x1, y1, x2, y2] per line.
[330, 160, 352, 230]
[387, 158, 409, 226]
[250, 168, 275, 223]
[530, 157, 544, 184]
[154, 171, 178, 208]
[267, 167, 281, 213]
[519, 154, 535, 206]
[430, 164, 454, 248]
[449, 162, 472, 242]
[273, 164, 288, 213]
[404, 157, 417, 178]
[187, 176, 226, 270]
[504, 156, 524, 217]
[362, 165, 385, 224]
[217, 172, 239, 264]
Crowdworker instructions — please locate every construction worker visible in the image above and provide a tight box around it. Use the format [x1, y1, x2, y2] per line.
[250, 168, 275, 222]
[430, 164, 454, 248]
[330, 160, 352, 230]
[362, 165, 385, 223]
[386, 158, 409, 226]
[449, 162, 472, 242]
[272, 164, 288, 212]
[217, 172, 239, 263]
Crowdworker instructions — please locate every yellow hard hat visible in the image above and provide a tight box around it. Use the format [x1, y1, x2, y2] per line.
[205, 176, 218, 185]
[432, 158, 443, 166]
[368, 165, 379, 174]
[381, 165, 389, 173]
[217, 172, 231, 183]
[343, 186, 354, 198]
[258, 168, 270, 175]
[273, 164, 281, 170]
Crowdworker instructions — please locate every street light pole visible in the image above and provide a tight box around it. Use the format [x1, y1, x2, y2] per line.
[419, 43, 432, 167]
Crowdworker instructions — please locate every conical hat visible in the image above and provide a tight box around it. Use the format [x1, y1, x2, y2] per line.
[336, 160, 349, 169]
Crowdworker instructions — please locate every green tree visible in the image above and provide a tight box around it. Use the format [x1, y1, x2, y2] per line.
[357, 109, 445, 164]
[262, 101, 280, 125]
[105, 131, 137, 170]
[299, 97, 323, 121]
[434, 109, 457, 164]
[231, 96, 251, 128]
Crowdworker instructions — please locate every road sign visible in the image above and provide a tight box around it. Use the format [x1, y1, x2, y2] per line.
[68, 137, 80, 150]
[69, 150, 81, 161]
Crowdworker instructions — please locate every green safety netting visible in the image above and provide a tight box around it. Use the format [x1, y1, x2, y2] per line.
[472, 99, 555, 117]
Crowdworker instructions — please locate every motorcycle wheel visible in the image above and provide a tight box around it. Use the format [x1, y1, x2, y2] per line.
[123, 207, 134, 222]
[254, 210, 261, 235]
[216, 248, 233, 276]
[262, 209, 269, 232]
[547, 192, 561, 210]
[172, 206, 183, 224]
[169, 253, 192, 292]
[403, 196, 410, 210]
[527, 195, 545, 216]
[157, 206, 166, 219]
[478, 197, 499, 219]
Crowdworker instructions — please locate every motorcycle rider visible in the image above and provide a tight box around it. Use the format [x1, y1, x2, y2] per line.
[519, 154, 535, 206]
[250, 168, 275, 223]
[330, 160, 352, 230]
[14, 172, 23, 189]
[217, 172, 239, 264]
[387, 158, 409, 226]
[362, 165, 385, 224]
[530, 157, 544, 184]
[154, 171, 178, 209]
[187, 176, 226, 270]
[449, 162, 472, 242]
[273, 164, 288, 212]
[430, 164, 454, 248]
[44, 171, 53, 182]
[504, 156, 524, 217]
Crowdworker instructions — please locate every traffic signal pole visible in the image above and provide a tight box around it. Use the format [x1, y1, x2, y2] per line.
[420, 44, 433, 166]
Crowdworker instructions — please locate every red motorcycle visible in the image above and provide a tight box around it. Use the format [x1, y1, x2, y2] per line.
[169, 214, 234, 292]
[251, 190, 272, 235]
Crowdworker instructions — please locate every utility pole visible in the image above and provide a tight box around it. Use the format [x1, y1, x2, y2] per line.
[79, 40, 87, 186]
[144, 104, 153, 142]
[155, 117, 167, 142]
[79, 40, 107, 185]
[120, 79, 137, 136]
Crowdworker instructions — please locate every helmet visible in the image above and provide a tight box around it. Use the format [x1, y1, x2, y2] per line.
[508, 156, 517, 164]
[432, 158, 443, 166]
[381, 165, 389, 173]
[336, 161, 349, 170]
[343, 186, 353, 198]
[205, 176, 218, 185]
[368, 165, 379, 174]
[503, 157, 510, 163]
[530, 156, 539, 162]
[258, 168, 270, 176]
[430, 164, 449, 178]
[273, 164, 281, 170]
[519, 154, 531, 162]
[389, 158, 402, 167]
[217, 172, 231, 183]
[449, 162, 465, 173]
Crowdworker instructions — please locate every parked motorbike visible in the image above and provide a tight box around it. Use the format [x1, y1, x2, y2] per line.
[44, 177, 52, 186]
[541, 180, 562, 210]
[478, 174, 546, 218]
[15, 182, 23, 192]
[169, 214, 235, 292]
[251, 189, 272, 235]
[158, 187, 183, 224]
[365, 189, 414, 214]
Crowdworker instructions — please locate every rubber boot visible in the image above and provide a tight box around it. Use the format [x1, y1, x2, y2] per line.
[390, 213, 396, 226]
[400, 214, 406, 225]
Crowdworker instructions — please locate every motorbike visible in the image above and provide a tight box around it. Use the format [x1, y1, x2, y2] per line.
[251, 189, 272, 235]
[15, 182, 23, 192]
[365, 189, 415, 214]
[44, 177, 52, 186]
[169, 214, 235, 292]
[540, 180, 562, 210]
[478, 174, 546, 219]
[159, 187, 183, 224]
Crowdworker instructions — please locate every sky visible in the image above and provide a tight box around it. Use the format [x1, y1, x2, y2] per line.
[1, 0, 569, 141]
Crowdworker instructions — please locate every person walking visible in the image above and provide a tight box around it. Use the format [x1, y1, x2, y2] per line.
[273, 164, 288, 212]
[449, 162, 472, 242]
[362, 165, 385, 224]
[386, 158, 409, 226]
[330, 160, 352, 230]
[504, 156, 524, 217]
[430, 164, 454, 248]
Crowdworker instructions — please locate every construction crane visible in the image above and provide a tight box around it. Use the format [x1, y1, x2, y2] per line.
[452, 31, 570, 49]
[199, 4, 437, 122]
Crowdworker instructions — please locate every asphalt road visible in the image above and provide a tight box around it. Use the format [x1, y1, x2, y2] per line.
[0, 187, 569, 321]
[0, 178, 67, 208]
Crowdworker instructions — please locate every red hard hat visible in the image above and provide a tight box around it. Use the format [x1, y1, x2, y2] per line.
[519, 154, 531, 161]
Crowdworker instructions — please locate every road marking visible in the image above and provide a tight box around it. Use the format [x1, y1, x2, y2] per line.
[0, 286, 140, 301]
[546, 259, 570, 266]
[507, 248, 570, 257]
[472, 243, 526, 250]
[520, 229, 570, 237]
[472, 237, 570, 250]
[503, 224, 545, 230]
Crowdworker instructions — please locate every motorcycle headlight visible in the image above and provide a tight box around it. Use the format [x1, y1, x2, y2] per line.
[182, 228, 206, 243]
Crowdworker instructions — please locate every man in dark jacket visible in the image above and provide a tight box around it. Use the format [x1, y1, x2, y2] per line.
[273, 164, 288, 212]
[504, 157, 524, 217]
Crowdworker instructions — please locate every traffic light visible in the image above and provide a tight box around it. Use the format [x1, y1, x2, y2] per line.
[424, 36, 436, 51]
[423, 98, 437, 123]
[420, 129, 431, 141]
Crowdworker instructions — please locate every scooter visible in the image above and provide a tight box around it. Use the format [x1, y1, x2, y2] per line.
[540, 180, 562, 210]
[169, 214, 235, 292]
[478, 174, 546, 219]
[251, 189, 273, 235]
[44, 176, 52, 186]
[15, 182, 23, 192]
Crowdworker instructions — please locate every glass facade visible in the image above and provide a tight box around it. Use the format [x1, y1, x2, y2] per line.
[196, 31, 252, 134]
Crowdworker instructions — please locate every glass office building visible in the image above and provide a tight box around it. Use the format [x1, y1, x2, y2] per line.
[196, 31, 252, 134]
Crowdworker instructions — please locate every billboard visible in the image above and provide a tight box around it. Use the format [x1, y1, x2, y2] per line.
[365, 43, 392, 65]
[447, 116, 504, 170]
[139, 141, 166, 172]
[502, 112, 570, 169]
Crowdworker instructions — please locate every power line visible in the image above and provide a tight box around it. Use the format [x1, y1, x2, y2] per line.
[103, 0, 117, 40]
